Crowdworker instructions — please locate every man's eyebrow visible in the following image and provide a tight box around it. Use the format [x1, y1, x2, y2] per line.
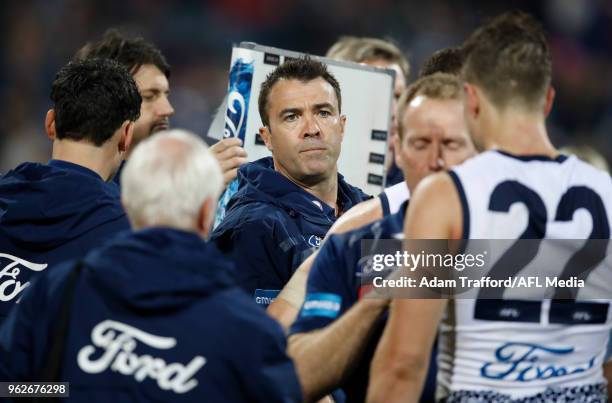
[444, 137, 466, 143]
[279, 107, 302, 116]
[313, 102, 335, 110]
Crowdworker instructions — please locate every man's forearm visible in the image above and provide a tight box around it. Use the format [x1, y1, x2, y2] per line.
[267, 298, 299, 331]
[366, 321, 430, 403]
[366, 353, 428, 403]
[288, 298, 388, 402]
[267, 253, 315, 331]
[367, 298, 446, 403]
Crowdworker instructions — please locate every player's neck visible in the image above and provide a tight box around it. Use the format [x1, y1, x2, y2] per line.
[52, 139, 119, 181]
[484, 110, 557, 158]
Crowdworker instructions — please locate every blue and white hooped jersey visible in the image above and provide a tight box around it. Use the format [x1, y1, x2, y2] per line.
[441, 150, 612, 402]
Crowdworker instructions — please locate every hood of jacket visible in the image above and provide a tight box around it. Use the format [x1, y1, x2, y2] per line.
[83, 227, 236, 311]
[0, 160, 126, 250]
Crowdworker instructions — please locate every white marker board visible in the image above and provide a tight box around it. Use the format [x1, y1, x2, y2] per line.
[209, 42, 395, 195]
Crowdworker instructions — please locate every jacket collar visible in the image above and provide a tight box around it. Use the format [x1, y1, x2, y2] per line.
[229, 157, 367, 222]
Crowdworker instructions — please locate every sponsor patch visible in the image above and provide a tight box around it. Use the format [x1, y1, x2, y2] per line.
[78, 320, 205, 394]
[254, 289, 280, 306]
[301, 293, 341, 318]
[480, 342, 595, 382]
[0, 253, 48, 303]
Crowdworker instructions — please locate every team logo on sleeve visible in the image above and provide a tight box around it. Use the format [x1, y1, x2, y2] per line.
[77, 320, 206, 394]
[301, 293, 342, 318]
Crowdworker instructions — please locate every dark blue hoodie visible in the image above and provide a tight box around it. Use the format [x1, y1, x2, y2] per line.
[0, 160, 129, 321]
[0, 228, 302, 402]
[212, 157, 370, 306]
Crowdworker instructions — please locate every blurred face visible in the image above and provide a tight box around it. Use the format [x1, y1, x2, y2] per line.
[131, 64, 174, 150]
[395, 96, 476, 192]
[260, 78, 346, 186]
[362, 59, 406, 137]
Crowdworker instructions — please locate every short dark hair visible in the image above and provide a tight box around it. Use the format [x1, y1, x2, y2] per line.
[51, 58, 141, 146]
[419, 47, 464, 78]
[462, 11, 552, 109]
[75, 29, 170, 78]
[258, 57, 342, 127]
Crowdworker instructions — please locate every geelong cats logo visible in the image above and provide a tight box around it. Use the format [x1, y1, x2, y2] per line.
[0, 253, 47, 302]
[78, 320, 206, 394]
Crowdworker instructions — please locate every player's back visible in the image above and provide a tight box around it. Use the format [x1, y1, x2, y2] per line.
[440, 150, 612, 401]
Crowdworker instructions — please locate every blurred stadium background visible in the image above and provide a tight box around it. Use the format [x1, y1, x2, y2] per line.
[1, 0, 611, 172]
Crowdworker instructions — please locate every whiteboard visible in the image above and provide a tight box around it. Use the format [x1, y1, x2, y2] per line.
[208, 42, 395, 195]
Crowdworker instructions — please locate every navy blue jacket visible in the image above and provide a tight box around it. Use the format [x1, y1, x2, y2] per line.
[212, 157, 370, 305]
[289, 202, 436, 403]
[0, 160, 129, 322]
[385, 160, 404, 187]
[0, 228, 302, 402]
[289, 204, 407, 334]
[111, 160, 125, 187]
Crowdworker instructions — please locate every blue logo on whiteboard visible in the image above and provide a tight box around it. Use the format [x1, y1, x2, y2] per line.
[224, 59, 254, 142]
[214, 58, 255, 229]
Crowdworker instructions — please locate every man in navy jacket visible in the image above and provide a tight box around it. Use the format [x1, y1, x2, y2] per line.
[213, 58, 370, 305]
[0, 130, 302, 402]
[76, 29, 248, 187]
[0, 59, 140, 322]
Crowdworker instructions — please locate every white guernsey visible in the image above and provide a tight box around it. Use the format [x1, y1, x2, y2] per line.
[436, 151, 612, 401]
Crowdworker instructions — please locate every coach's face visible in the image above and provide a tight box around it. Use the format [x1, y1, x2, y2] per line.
[394, 96, 475, 192]
[131, 64, 174, 153]
[260, 78, 346, 186]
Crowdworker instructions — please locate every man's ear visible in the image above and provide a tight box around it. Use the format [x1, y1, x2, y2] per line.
[119, 121, 134, 153]
[464, 83, 480, 120]
[391, 133, 404, 169]
[259, 126, 273, 152]
[339, 115, 346, 141]
[544, 85, 555, 117]
[197, 197, 216, 239]
[45, 109, 56, 140]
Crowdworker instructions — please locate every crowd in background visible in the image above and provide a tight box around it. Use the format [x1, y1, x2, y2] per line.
[1, 4, 611, 401]
[1, 0, 612, 172]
